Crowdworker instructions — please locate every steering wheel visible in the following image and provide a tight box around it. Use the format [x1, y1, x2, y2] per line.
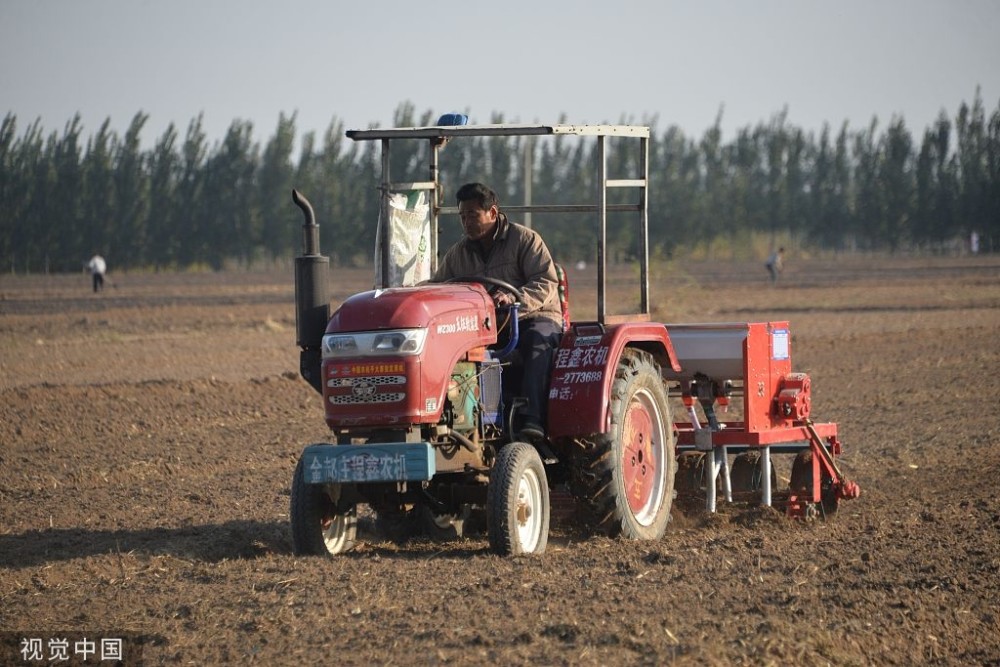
[445, 276, 524, 303]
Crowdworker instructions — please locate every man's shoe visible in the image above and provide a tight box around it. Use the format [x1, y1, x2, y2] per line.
[518, 421, 545, 442]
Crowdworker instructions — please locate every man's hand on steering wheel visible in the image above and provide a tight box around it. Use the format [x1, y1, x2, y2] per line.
[492, 291, 516, 308]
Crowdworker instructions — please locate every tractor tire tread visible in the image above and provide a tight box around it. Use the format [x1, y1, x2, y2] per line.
[570, 349, 675, 539]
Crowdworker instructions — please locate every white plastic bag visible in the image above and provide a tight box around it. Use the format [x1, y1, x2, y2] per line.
[375, 191, 431, 287]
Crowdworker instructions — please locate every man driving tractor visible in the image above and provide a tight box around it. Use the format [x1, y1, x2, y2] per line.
[431, 182, 563, 442]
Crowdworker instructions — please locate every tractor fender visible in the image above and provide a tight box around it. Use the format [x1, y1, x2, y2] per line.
[547, 322, 681, 438]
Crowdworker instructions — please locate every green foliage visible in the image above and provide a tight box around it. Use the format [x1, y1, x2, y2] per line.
[2, 94, 999, 274]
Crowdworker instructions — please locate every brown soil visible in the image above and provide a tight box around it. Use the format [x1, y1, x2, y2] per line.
[2, 255, 999, 665]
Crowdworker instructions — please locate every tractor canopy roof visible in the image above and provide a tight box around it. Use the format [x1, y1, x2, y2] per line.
[346, 121, 652, 325]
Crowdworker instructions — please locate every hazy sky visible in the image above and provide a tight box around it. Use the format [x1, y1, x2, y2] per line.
[3, 0, 998, 150]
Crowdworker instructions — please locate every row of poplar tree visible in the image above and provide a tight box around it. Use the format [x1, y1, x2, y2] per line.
[1, 93, 998, 274]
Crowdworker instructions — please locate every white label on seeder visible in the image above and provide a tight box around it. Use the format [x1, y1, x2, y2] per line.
[772, 329, 789, 360]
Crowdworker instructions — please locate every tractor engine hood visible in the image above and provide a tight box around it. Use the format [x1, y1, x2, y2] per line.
[320, 283, 500, 429]
[327, 283, 498, 343]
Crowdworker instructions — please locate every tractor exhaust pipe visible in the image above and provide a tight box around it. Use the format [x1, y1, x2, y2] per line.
[292, 189, 329, 394]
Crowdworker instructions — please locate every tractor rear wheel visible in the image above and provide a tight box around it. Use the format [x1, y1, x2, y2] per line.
[487, 442, 550, 555]
[289, 456, 358, 555]
[572, 349, 675, 540]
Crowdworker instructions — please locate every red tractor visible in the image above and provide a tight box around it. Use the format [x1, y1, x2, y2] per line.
[289, 122, 859, 557]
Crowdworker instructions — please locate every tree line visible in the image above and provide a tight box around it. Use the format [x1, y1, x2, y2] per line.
[1, 93, 998, 274]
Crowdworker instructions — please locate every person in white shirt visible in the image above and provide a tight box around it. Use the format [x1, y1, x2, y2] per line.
[87, 254, 106, 292]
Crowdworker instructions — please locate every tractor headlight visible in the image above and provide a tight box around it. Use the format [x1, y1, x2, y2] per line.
[322, 328, 427, 359]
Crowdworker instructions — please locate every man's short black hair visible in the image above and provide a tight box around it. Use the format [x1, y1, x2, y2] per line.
[455, 182, 499, 210]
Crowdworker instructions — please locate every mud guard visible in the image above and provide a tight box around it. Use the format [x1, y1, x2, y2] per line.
[546, 322, 681, 439]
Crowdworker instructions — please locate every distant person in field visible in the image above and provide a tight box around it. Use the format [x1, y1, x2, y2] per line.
[87, 254, 106, 292]
[765, 247, 784, 284]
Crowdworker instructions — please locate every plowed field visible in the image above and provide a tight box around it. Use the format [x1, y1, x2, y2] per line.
[2, 255, 999, 665]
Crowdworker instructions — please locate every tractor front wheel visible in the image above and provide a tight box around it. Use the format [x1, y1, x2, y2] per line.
[487, 442, 550, 555]
[289, 455, 358, 555]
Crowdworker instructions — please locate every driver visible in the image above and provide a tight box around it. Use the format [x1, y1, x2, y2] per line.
[432, 182, 563, 442]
